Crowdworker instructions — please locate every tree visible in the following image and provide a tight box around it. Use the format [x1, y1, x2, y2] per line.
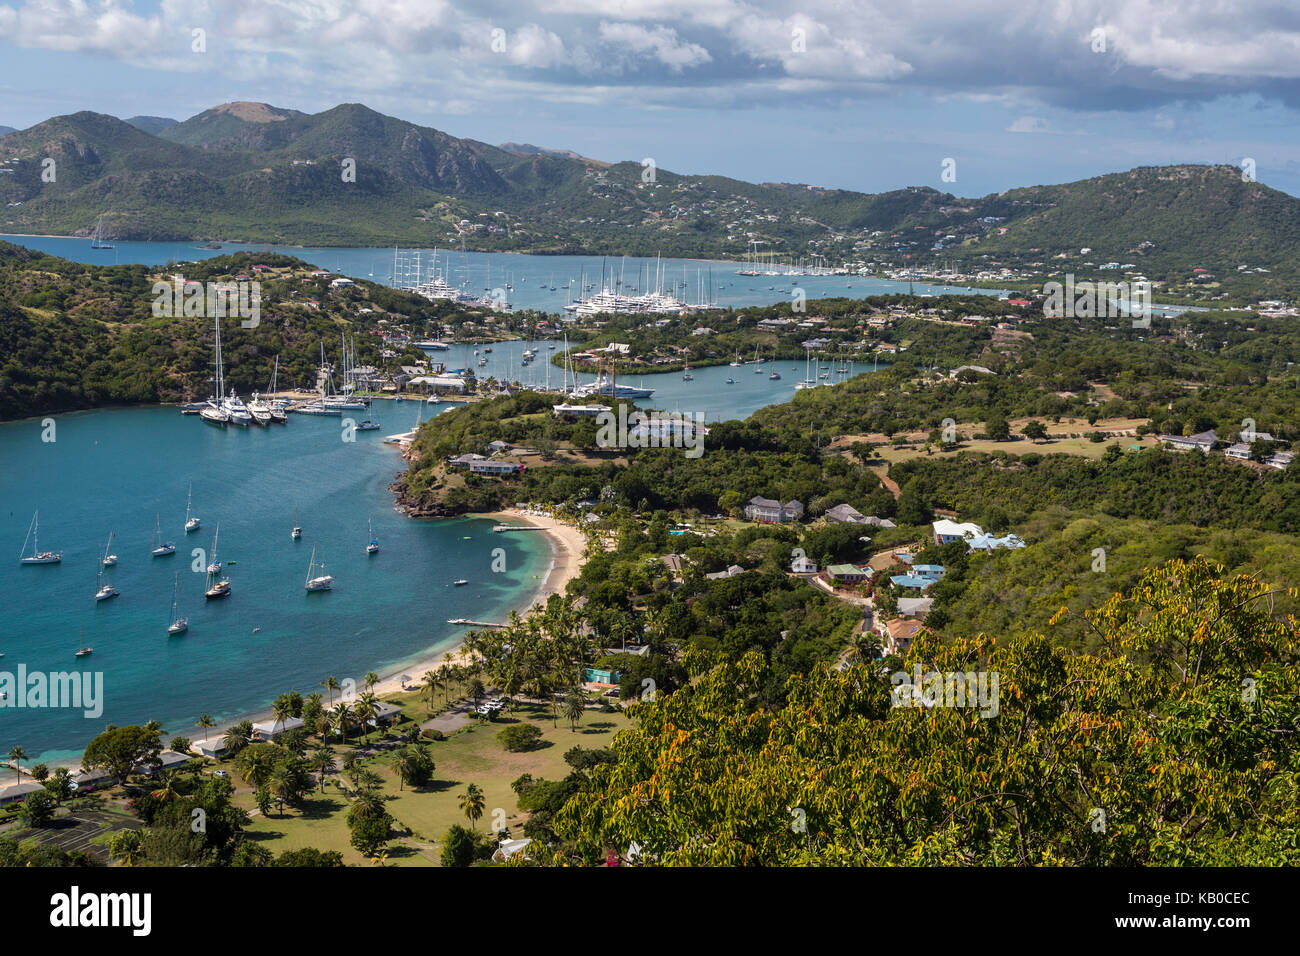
[169, 736, 191, 756]
[312, 746, 336, 791]
[556, 559, 1300, 866]
[109, 829, 145, 866]
[20, 790, 56, 827]
[563, 688, 587, 732]
[222, 722, 253, 756]
[459, 783, 486, 829]
[7, 746, 26, 785]
[271, 697, 292, 736]
[347, 800, 393, 857]
[498, 723, 543, 752]
[391, 746, 434, 791]
[44, 767, 73, 804]
[985, 413, 1011, 441]
[30, 763, 48, 783]
[1021, 420, 1048, 442]
[83, 725, 163, 784]
[195, 714, 215, 742]
[441, 824, 481, 867]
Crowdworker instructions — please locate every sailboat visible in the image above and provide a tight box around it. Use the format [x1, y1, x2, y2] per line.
[102, 531, 118, 567]
[206, 524, 222, 573]
[184, 481, 201, 533]
[204, 528, 231, 598]
[167, 572, 188, 635]
[90, 214, 115, 250]
[95, 558, 119, 602]
[150, 514, 176, 556]
[266, 356, 287, 423]
[291, 508, 302, 540]
[19, 510, 61, 564]
[75, 626, 92, 658]
[366, 518, 380, 555]
[682, 362, 694, 382]
[305, 547, 334, 591]
[201, 316, 230, 427]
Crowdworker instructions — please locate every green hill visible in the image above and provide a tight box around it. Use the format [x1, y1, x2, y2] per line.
[3, 102, 1300, 293]
[123, 115, 178, 135]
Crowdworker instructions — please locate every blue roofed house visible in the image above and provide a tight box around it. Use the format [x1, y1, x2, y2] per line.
[890, 564, 945, 590]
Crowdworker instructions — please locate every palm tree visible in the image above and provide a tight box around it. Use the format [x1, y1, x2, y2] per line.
[195, 714, 215, 742]
[364, 672, 380, 693]
[271, 697, 293, 736]
[391, 747, 417, 792]
[459, 783, 486, 829]
[330, 702, 351, 741]
[370, 849, 389, 867]
[353, 692, 379, 740]
[311, 746, 336, 792]
[421, 670, 442, 713]
[7, 746, 26, 785]
[223, 723, 251, 755]
[321, 676, 340, 709]
[563, 687, 587, 732]
[109, 829, 145, 866]
[150, 771, 181, 802]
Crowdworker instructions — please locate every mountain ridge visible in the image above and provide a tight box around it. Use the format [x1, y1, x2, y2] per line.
[0, 102, 1297, 298]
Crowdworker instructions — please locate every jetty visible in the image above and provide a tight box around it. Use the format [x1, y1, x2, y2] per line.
[492, 524, 547, 532]
[446, 618, 507, 629]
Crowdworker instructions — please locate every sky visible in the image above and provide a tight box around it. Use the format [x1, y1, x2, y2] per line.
[4, 0, 1300, 198]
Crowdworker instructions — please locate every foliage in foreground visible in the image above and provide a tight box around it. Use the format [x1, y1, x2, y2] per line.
[555, 558, 1300, 865]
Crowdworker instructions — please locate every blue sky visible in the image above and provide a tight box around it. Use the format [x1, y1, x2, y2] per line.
[4, 0, 1300, 197]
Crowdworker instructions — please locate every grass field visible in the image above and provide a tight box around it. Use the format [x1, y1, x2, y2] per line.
[236, 700, 631, 866]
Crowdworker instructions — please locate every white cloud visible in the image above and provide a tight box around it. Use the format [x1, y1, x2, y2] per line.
[1008, 116, 1049, 133]
[598, 21, 711, 72]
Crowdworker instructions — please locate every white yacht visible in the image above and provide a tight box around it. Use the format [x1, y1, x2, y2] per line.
[18, 511, 62, 564]
[167, 572, 188, 635]
[95, 566, 119, 602]
[305, 548, 334, 591]
[184, 482, 201, 533]
[150, 514, 176, 557]
[246, 393, 273, 426]
[222, 389, 253, 426]
[102, 531, 118, 567]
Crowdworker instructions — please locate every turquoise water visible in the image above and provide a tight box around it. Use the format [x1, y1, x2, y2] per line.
[0, 405, 551, 763]
[0, 234, 1008, 313]
[426, 338, 884, 423]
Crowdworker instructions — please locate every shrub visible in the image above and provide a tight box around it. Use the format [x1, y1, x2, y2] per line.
[497, 723, 544, 752]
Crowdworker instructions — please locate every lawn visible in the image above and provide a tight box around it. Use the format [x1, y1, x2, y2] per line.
[237, 700, 632, 866]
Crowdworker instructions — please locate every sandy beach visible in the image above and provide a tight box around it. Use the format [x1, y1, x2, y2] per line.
[364, 509, 588, 697]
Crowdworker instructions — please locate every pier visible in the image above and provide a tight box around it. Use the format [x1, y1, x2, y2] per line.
[492, 524, 547, 532]
[446, 618, 507, 629]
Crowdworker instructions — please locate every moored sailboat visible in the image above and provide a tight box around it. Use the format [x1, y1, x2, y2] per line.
[184, 481, 201, 533]
[150, 514, 176, 556]
[167, 572, 188, 634]
[305, 547, 334, 591]
[19, 510, 61, 564]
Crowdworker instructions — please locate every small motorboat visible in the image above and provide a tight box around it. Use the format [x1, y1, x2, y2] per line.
[453, 579, 469, 586]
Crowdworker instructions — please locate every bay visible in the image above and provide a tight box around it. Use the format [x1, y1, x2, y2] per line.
[0, 404, 551, 764]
